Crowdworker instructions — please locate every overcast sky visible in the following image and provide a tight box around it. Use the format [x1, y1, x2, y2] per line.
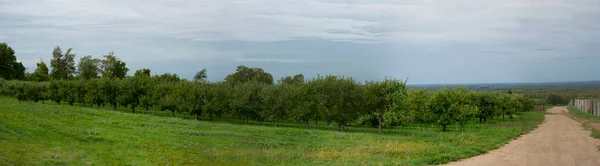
[1, 0, 600, 84]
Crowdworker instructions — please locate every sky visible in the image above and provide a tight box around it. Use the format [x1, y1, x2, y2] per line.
[1, 0, 600, 84]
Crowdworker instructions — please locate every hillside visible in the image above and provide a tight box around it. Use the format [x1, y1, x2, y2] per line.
[0, 97, 544, 165]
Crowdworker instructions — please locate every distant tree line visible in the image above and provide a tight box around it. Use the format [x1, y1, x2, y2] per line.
[0, 42, 536, 132]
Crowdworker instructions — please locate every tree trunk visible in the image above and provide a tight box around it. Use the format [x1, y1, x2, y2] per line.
[245, 116, 249, 125]
[172, 111, 175, 117]
[195, 113, 199, 120]
[305, 121, 310, 129]
[340, 123, 345, 131]
[275, 116, 279, 127]
[502, 114, 505, 120]
[442, 125, 447, 132]
[316, 116, 319, 125]
[132, 107, 135, 113]
[378, 117, 383, 134]
[152, 106, 156, 116]
[113, 104, 117, 110]
[145, 106, 149, 111]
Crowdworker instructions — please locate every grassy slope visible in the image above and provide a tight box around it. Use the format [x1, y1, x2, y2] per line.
[0, 97, 544, 165]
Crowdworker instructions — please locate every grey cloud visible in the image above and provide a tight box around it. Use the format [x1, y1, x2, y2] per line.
[1, 0, 600, 84]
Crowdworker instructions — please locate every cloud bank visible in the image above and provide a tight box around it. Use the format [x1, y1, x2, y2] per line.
[1, 0, 599, 83]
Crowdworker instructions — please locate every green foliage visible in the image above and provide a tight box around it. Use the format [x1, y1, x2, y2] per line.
[364, 77, 407, 133]
[134, 68, 151, 77]
[155, 73, 180, 82]
[260, 84, 292, 126]
[100, 52, 129, 79]
[203, 83, 231, 120]
[100, 78, 120, 110]
[194, 68, 208, 82]
[50, 46, 76, 80]
[311, 75, 365, 131]
[225, 65, 273, 84]
[0, 42, 25, 80]
[279, 74, 304, 85]
[428, 88, 479, 131]
[230, 81, 264, 124]
[77, 55, 101, 80]
[31, 61, 50, 82]
[473, 92, 499, 123]
[0, 62, 538, 134]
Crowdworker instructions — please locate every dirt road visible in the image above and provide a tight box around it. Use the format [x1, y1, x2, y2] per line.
[445, 107, 600, 166]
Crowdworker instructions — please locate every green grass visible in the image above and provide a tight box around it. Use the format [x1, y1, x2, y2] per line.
[567, 106, 600, 139]
[0, 97, 545, 165]
[567, 106, 600, 122]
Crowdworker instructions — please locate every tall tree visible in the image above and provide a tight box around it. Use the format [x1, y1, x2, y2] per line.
[0, 42, 25, 80]
[31, 61, 50, 82]
[225, 66, 273, 84]
[77, 55, 100, 80]
[194, 68, 208, 82]
[134, 68, 151, 77]
[50, 46, 76, 80]
[100, 52, 128, 79]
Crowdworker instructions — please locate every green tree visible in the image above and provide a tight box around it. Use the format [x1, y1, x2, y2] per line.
[78, 55, 100, 80]
[365, 78, 407, 133]
[155, 83, 179, 117]
[31, 61, 50, 82]
[85, 79, 104, 108]
[203, 83, 231, 121]
[155, 73, 180, 82]
[279, 74, 304, 85]
[100, 52, 129, 79]
[230, 81, 264, 125]
[428, 88, 478, 131]
[0, 43, 26, 80]
[47, 80, 68, 105]
[225, 66, 273, 84]
[473, 92, 498, 123]
[134, 68, 151, 77]
[260, 84, 291, 127]
[50, 46, 76, 80]
[317, 75, 364, 131]
[194, 68, 208, 82]
[179, 82, 207, 120]
[289, 82, 320, 129]
[404, 89, 430, 124]
[100, 78, 120, 110]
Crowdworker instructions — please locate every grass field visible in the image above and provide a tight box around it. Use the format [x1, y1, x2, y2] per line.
[0, 97, 544, 165]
